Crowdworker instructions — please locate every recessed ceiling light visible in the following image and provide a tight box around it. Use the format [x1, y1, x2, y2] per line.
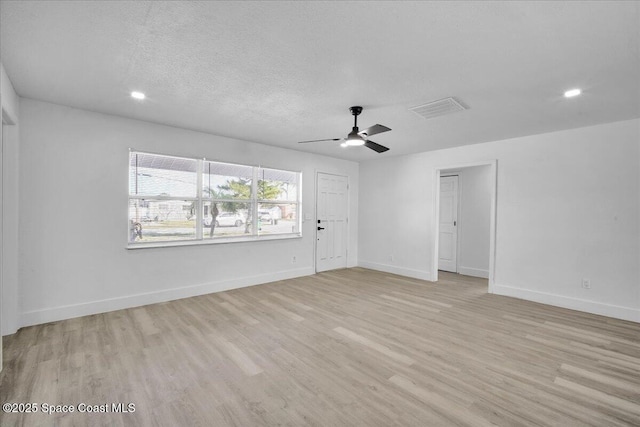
[131, 91, 146, 100]
[564, 88, 581, 98]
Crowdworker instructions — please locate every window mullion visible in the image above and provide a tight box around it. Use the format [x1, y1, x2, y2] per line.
[252, 167, 259, 236]
[196, 159, 203, 240]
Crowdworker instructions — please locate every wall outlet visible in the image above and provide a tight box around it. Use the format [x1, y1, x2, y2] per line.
[581, 279, 591, 289]
[292, 256, 297, 264]
[389, 255, 394, 262]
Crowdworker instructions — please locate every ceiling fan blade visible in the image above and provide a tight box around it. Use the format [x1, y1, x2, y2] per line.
[297, 138, 342, 144]
[364, 140, 390, 153]
[359, 124, 391, 138]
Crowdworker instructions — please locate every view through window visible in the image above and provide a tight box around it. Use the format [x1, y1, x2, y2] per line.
[129, 151, 301, 245]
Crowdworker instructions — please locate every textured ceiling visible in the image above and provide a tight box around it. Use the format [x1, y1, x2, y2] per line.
[1, 1, 639, 161]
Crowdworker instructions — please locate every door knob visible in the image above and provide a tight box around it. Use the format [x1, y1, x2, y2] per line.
[317, 227, 325, 231]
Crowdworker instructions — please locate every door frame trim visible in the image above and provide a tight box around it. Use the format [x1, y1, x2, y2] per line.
[315, 171, 349, 273]
[432, 160, 497, 292]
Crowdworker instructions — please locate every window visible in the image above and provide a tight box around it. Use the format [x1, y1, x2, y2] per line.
[129, 151, 301, 246]
[256, 168, 299, 236]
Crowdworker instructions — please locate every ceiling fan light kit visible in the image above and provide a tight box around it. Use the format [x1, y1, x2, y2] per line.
[297, 106, 391, 153]
[345, 132, 365, 146]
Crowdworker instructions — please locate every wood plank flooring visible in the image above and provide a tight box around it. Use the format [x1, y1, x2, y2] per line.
[1, 268, 639, 426]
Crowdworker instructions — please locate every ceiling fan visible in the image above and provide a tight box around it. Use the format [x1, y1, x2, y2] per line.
[297, 106, 391, 153]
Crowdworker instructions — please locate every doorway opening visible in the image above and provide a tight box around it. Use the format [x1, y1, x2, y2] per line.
[433, 160, 497, 292]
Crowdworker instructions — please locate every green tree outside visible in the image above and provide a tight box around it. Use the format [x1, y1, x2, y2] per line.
[204, 179, 282, 234]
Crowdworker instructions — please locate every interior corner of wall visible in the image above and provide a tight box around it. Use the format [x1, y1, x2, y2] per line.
[1, 64, 20, 125]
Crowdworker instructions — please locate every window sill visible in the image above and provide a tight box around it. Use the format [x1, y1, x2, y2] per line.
[126, 233, 302, 250]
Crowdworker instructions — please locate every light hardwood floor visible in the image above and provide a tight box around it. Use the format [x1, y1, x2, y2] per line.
[1, 268, 639, 426]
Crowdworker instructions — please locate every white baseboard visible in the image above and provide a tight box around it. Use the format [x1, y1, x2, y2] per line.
[493, 283, 640, 323]
[358, 260, 433, 281]
[18, 267, 315, 331]
[458, 266, 489, 279]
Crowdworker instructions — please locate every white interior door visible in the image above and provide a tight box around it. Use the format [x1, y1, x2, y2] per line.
[439, 175, 458, 273]
[316, 173, 348, 272]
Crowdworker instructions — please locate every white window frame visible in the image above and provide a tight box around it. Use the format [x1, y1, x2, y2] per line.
[128, 150, 302, 249]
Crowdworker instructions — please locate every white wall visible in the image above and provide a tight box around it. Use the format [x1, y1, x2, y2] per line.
[359, 119, 640, 322]
[442, 165, 491, 278]
[1, 63, 20, 340]
[15, 98, 358, 330]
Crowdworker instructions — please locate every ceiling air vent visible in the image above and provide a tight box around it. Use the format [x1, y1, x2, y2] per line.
[409, 97, 467, 120]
